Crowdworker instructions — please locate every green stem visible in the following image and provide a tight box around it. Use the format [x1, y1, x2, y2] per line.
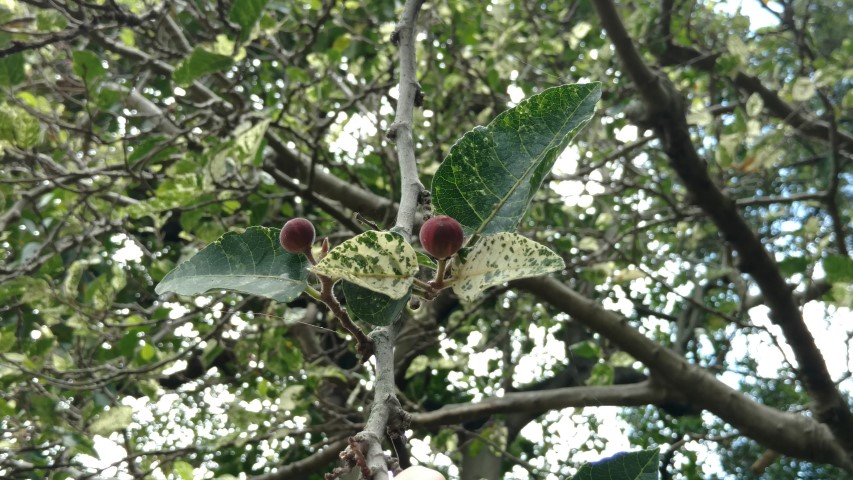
[304, 285, 322, 301]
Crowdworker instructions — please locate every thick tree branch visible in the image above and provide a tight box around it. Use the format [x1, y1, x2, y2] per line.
[515, 277, 853, 472]
[412, 380, 671, 429]
[251, 437, 349, 480]
[591, 0, 853, 458]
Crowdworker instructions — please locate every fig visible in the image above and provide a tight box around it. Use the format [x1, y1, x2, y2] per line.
[279, 218, 316, 255]
[419, 215, 464, 259]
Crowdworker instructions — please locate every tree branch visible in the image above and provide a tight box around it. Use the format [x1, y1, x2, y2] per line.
[515, 277, 853, 472]
[387, 0, 428, 241]
[338, 1, 426, 478]
[250, 437, 349, 480]
[412, 380, 671, 429]
[654, 29, 853, 155]
[591, 0, 853, 458]
[264, 132, 394, 221]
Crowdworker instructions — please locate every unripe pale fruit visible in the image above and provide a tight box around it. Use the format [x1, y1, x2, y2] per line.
[419, 215, 464, 259]
[279, 218, 316, 254]
[394, 466, 446, 480]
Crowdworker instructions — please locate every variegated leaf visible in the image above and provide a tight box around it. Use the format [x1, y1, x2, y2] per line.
[451, 232, 565, 302]
[311, 230, 418, 299]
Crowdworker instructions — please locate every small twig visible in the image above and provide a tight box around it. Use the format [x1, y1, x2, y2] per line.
[317, 275, 374, 362]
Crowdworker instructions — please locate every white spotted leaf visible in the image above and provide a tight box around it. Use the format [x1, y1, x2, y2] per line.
[451, 233, 565, 302]
[311, 231, 418, 300]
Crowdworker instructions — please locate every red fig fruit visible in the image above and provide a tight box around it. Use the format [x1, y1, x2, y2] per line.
[279, 218, 316, 255]
[419, 215, 464, 259]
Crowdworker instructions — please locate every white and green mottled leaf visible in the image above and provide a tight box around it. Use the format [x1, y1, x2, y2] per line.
[89, 405, 133, 436]
[311, 230, 418, 300]
[451, 232, 565, 302]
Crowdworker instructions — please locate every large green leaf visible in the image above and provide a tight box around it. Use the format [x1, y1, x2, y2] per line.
[0, 52, 24, 86]
[229, 0, 270, 41]
[72, 50, 106, 85]
[311, 230, 418, 299]
[823, 255, 853, 283]
[572, 449, 659, 480]
[173, 47, 234, 86]
[451, 232, 565, 302]
[155, 227, 309, 302]
[342, 281, 410, 326]
[431, 82, 600, 236]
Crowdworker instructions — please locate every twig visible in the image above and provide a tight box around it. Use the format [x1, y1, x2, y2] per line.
[337, 1, 427, 479]
[318, 275, 374, 362]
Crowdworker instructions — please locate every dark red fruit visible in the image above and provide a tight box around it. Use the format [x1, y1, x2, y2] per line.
[280, 218, 316, 254]
[419, 215, 464, 259]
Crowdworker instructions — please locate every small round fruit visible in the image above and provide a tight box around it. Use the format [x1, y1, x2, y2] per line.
[279, 218, 316, 254]
[419, 215, 464, 259]
[395, 466, 446, 480]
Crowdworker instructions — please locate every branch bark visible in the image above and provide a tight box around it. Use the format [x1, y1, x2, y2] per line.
[339, 1, 426, 479]
[515, 277, 853, 472]
[388, 0, 427, 240]
[412, 380, 671, 429]
[591, 0, 853, 460]
[251, 437, 349, 480]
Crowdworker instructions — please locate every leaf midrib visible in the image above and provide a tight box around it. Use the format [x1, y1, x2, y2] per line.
[473, 85, 598, 236]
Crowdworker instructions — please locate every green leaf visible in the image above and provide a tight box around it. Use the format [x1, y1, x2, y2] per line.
[72, 50, 106, 84]
[229, 0, 270, 41]
[278, 385, 304, 410]
[824, 255, 853, 283]
[586, 363, 614, 386]
[572, 449, 659, 480]
[416, 251, 437, 269]
[0, 104, 41, 148]
[89, 405, 133, 436]
[610, 351, 636, 368]
[155, 227, 309, 302]
[139, 344, 156, 361]
[570, 340, 601, 359]
[451, 232, 565, 302]
[791, 77, 815, 102]
[173, 460, 194, 480]
[63, 259, 94, 300]
[233, 118, 270, 163]
[431, 83, 600, 236]
[63, 431, 98, 458]
[124, 174, 205, 219]
[0, 52, 24, 86]
[173, 47, 234, 86]
[778, 256, 810, 277]
[311, 230, 418, 299]
[342, 281, 410, 326]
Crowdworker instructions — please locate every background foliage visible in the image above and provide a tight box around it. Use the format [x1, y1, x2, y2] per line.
[0, 0, 851, 479]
